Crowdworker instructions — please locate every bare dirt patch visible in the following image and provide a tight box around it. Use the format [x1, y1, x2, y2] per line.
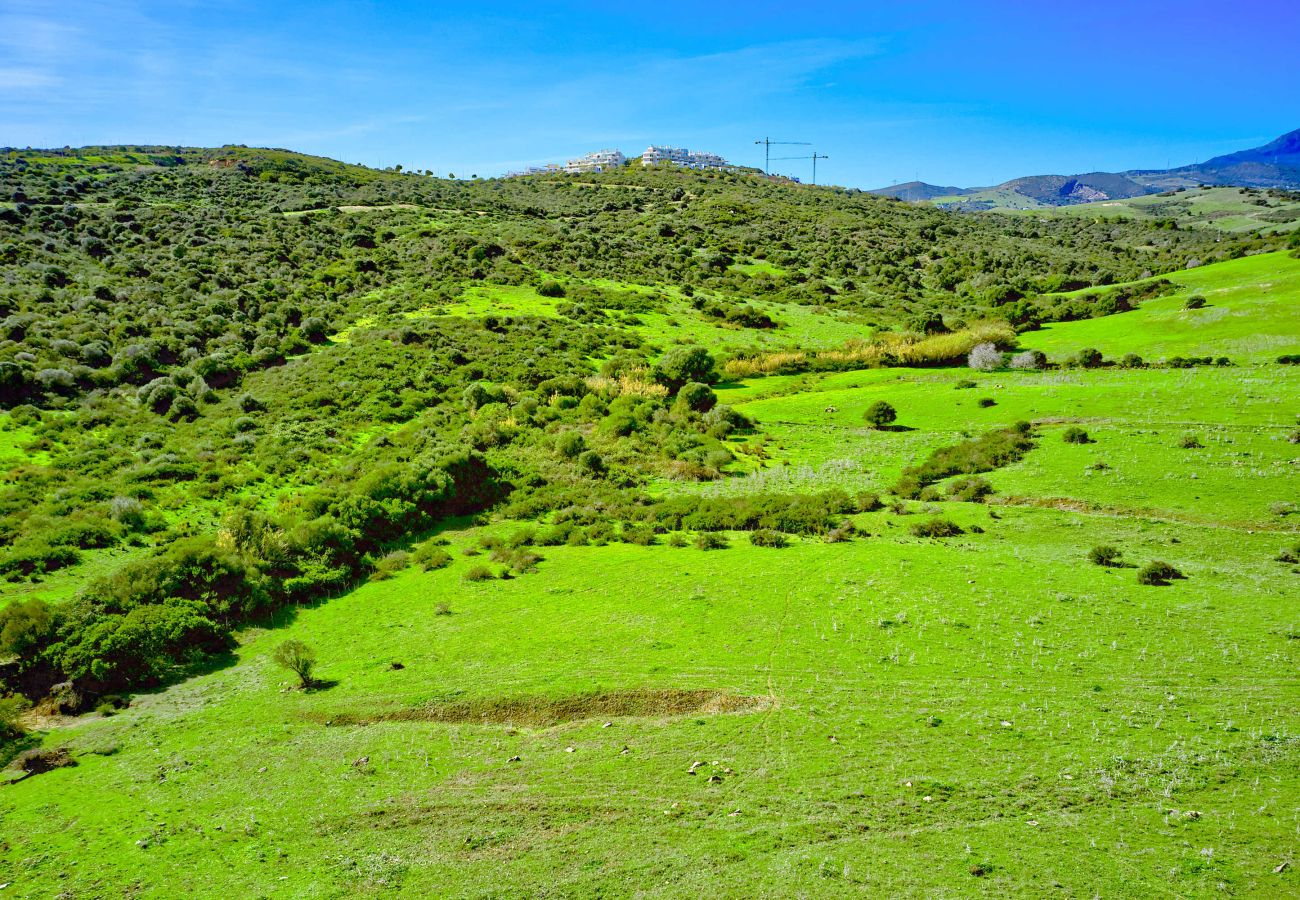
[315, 689, 768, 728]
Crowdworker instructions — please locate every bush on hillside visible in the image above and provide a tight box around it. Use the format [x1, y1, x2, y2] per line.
[909, 517, 964, 538]
[272, 640, 317, 688]
[749, 528, 789, 548]
[1062, 426, 1091, 444]
[894, 424, 1035, 498]
[1088, 545, 1122, 567]
[947, 476, 993, 502]
[416, 541, 457, 569]
[694, 532, 728, 550]
[463, 565, 495, 582]
[863, 400, 897, 429]
[1136, 560, 1184, 586]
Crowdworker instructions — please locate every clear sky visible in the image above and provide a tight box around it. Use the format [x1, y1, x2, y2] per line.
[2, 0, 1297, 189]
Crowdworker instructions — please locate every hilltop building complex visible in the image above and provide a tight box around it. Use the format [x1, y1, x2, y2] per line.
[507, 145, 732, 177]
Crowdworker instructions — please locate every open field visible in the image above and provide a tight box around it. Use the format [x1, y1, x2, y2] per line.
[1022, 251, 1300, 363]
[1020, 187, 1300, 234]
[2, 498, 1296, 897]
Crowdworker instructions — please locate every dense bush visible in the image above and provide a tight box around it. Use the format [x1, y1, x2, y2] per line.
[1136, 560, 1185, 586]
[748, 528, 789, 548]
[909, 517, 964, 538]
[863, 400, 897, 429]
[1062, 426, 1091, 444]
[946, 476, 993, 502]
[694, 532, 729, 550]
[1088, 545, 1122, 567]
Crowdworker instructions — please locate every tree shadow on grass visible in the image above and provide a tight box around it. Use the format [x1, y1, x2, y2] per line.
[873, 424, 918, 433]
[304, 678, 339, 693]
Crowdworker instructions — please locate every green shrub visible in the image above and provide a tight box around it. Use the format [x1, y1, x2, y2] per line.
[1, 693, 31, 740]
[367, 550, 410, 582]
[412, 543, 453, 571]
[1276, 543, 1300, 564]
[0, 540, 81, 579]
[1119, 353, 1144, 369]
[272, 639, 316, 687]
[854, 491, 883, 512]
[463, 565, 495, 582]
[909, 518, 964, 538]
[1074, 347, 1103, 368]
[654, 346, 718, 391]
[1183, 295, 1206, 309]
[1088, 545, 1122, 567]
[749, 528, 789, 548]
[954, 379, 976, 390]
[694, 532, 729, 550]
[554, 430, 585, 458]
[1178, 434, 1203, 449]
[537, 280, 566, 298]
[1062, 426, 1091, 444]
[863, 400, 897, 429]
[977, 397, 996, 408]
[947, 476, 993, 502]
[1136, 560, 1184, 586]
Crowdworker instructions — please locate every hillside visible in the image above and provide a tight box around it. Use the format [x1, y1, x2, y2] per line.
[870, 127, 1300, 209]
[1016, 185, 1300, 235]
[1, 147, 1298, 897]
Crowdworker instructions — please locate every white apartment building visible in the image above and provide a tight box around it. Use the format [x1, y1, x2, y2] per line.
[565, 149, 627, 174]
[641, 146, 731, 170]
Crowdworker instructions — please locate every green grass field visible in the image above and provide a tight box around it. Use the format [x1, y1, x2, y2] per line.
[1023, 187, 1300, 234]
[3, 247, 1297, 898]
[1022, 251, 1300, 363]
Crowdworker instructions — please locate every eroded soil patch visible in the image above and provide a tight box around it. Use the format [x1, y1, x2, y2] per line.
[315, 689, 768, 728]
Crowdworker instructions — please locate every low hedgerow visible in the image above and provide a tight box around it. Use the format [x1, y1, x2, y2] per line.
[894, 423, 1034, 499]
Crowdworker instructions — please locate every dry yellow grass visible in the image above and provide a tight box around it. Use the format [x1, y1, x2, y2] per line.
[723, 321, 1015, 379]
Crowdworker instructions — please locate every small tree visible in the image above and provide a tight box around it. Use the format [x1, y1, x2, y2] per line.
[272, 640, 316, 688]
[1062, 426, 1091, 444]
[863, 400, 897, 429]
[968, 343, 1003, 371]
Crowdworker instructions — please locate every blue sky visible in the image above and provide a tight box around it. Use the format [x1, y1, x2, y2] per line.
[2, 0, 1297, 188]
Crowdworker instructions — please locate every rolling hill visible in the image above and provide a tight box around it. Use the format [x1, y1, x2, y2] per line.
[870, 127, 1300, 209]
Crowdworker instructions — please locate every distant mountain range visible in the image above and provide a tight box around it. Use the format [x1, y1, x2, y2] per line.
[870, 128, 1300, 209]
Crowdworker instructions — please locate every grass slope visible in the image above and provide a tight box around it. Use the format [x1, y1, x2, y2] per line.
[2, 507, 1295, 897]
[1021, 251, 1300, 363]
